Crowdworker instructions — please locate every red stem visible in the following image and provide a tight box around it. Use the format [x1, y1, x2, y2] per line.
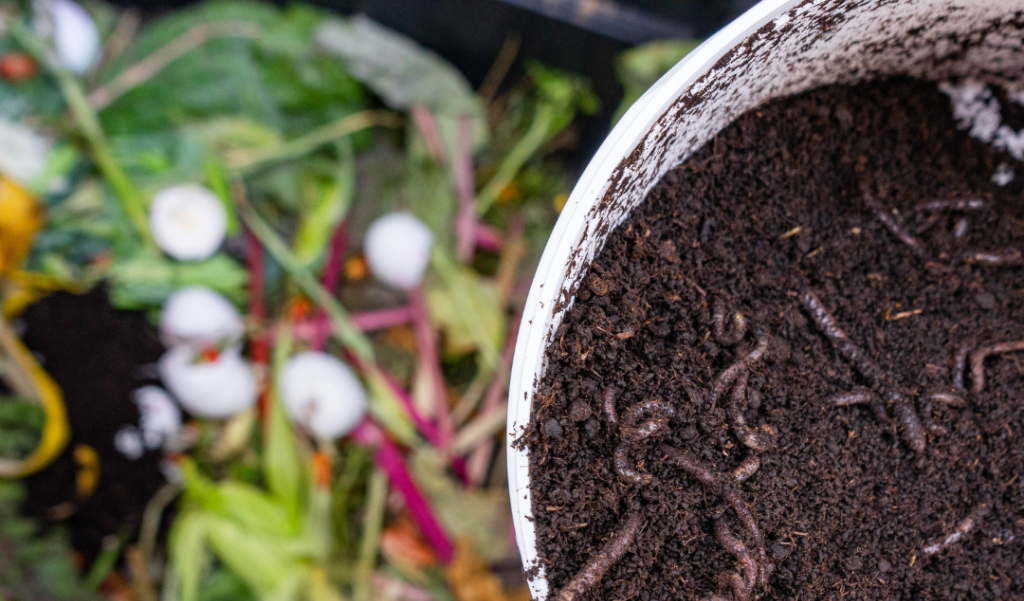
[411, 104, 447, 163]
[247, 229, 270, 420]
[311, 222, 348, 351]
[409, 287, 453, 452]
[354, 420, 454, 563]
[454, 114, 477, 262]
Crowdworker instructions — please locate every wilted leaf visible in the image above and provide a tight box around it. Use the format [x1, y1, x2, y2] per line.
[314, 16, 487, 149]
[425, 252, 505, 365]
[445, 537, 510, 601]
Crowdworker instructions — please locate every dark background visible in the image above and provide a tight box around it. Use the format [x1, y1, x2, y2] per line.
[115, 0, 759, 166]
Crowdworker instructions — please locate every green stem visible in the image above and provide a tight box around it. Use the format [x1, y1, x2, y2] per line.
[234, 186, 374, 362]
[226, 110, 402, 174]
[9, 20, 153, 246]
[353, 468, 387, 601]
[475, 102, 555, 215]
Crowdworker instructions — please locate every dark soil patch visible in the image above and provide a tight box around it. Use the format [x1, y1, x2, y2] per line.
[17, 288, 166, 561]
[527, 78, 1024, 601]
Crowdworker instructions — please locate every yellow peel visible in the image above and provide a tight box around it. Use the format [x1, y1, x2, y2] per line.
[0, 315, 70, 477]
[0, 177, 44, 275]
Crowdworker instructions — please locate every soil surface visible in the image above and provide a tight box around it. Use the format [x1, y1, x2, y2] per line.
[527, 79, 1024, 601]
[18, 288, 166, 560]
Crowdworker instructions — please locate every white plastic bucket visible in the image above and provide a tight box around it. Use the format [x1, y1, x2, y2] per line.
[506, 0, 1024, 598]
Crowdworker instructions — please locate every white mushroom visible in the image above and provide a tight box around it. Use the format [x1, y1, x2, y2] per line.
[160, 286, 244, 349]
[363, 213, 433, 290]
[133, 385, 183, 450]
[280, 351, 366, 439]
[150, 184, 228, 261]
[34, 0, 100, 74]
[158, 346, 257, 419]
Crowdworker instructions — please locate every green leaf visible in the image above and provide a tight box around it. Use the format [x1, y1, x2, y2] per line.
[107, 251, 248, 310]
[293, 141, 353, 268]
[314, 15, 487, 149]
[264, 329, 303, 517]
[203, 515, 305, 597]
[169, 511, 211, 601]
[426, 250, 505, 367]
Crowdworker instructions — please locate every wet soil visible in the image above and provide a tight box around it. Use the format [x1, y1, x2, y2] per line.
[527, 79, 1024, 600]
[17, 288, 166, 561]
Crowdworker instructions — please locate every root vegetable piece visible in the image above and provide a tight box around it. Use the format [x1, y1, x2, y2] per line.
[363, 213, 433, 289]
[158, 346, 256, 418]
[280, 351, 367, 439]
[159, 286, 243, 348]
[150, 184, 228, 261]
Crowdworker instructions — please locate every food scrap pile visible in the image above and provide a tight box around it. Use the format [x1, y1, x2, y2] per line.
[0, 1, 615, 599]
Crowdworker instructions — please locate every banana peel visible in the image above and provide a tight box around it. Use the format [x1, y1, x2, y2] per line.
[0, 314, 70, 477]
[0, 177, 42, 275]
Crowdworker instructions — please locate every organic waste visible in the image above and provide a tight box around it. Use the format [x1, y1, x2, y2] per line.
[0, 0, 690, 599]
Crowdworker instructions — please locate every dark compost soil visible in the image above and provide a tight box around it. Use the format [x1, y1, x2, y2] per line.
[527, 78, 1024, 601]
[17, 288, 166, 560]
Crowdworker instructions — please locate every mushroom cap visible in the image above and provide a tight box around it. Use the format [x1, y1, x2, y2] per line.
[280, 351, 366, 439]
[158, 346, 257, 419]
[42, 0, 100, 74]
[133, 385, 183, 450]
[160, 286, 244, 348]
[363, 212, 433, 290]
[150, 184, 228, 261]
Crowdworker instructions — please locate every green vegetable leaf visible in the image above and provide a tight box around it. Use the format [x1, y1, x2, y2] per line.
[426, 250, 505, 367]
[169, 511, 211, 601]
[107, 251, 248, 310]
[265, 328, 303, 517]
[614, 39, 701, 123]
[314, 15, 487, 149]
[293, 141, 353, 268]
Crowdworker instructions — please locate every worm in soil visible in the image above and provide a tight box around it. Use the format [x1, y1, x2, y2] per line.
[926, 391, 966, 407]
[970, 340, 1024, 394]
[554, 511, 645, 601]
[603, 387, 618, 427]
[714, 517, 759, 601]
[953, 217, 970, 239]
[953, 344, 971, 392]
[965, 248, 1023, 266]
[709, 333, 771, 408]
[713, 299, 748, 346]
[614, 399, 675, 485]
[732, 455, 760, 483]
[801, 291, 926, 452]
[728, 370, 774, 451]
[862, 188, 931, 261]
[827, 389, 891, 425]
[660, 445, 767, 584]
[916, 199, 987, 212]
[923, 504, 990, 556]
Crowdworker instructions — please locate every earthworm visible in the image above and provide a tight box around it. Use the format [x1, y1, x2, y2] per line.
[554, 511, 645, 601]
[713, 299, 748, 346]
[926, 391, 966, 407]
[889, 390, 926, 453]
[923, 504, 989, 556]
[965, 248, 1023, 266]
[953, 344, 971, 391]
[728, 370, 773, 451]
[970, 340, 1024, 394]
[714, 517, 758, 601]
[661, 445, 767, 581]
[603, 387, 618, 426]
[827, 389, 877, 406]
[709, 333, 771, 407]
[732, 455, 761, 483]
[800, 292, 887, 385]
[614, 444, 651, 486]
[863, 189, 931, 261]
[801, 291, 925, 452]
[916, 199, 987, 212]
[620, 399, 675, 441]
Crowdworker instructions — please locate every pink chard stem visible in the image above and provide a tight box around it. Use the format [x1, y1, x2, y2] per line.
[409, 287, 453, 452]
[467, 311, 521, 485]
[411, 104, 447, 163]
[312, 222, 348, 351]
[454, 113, 477, 263]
